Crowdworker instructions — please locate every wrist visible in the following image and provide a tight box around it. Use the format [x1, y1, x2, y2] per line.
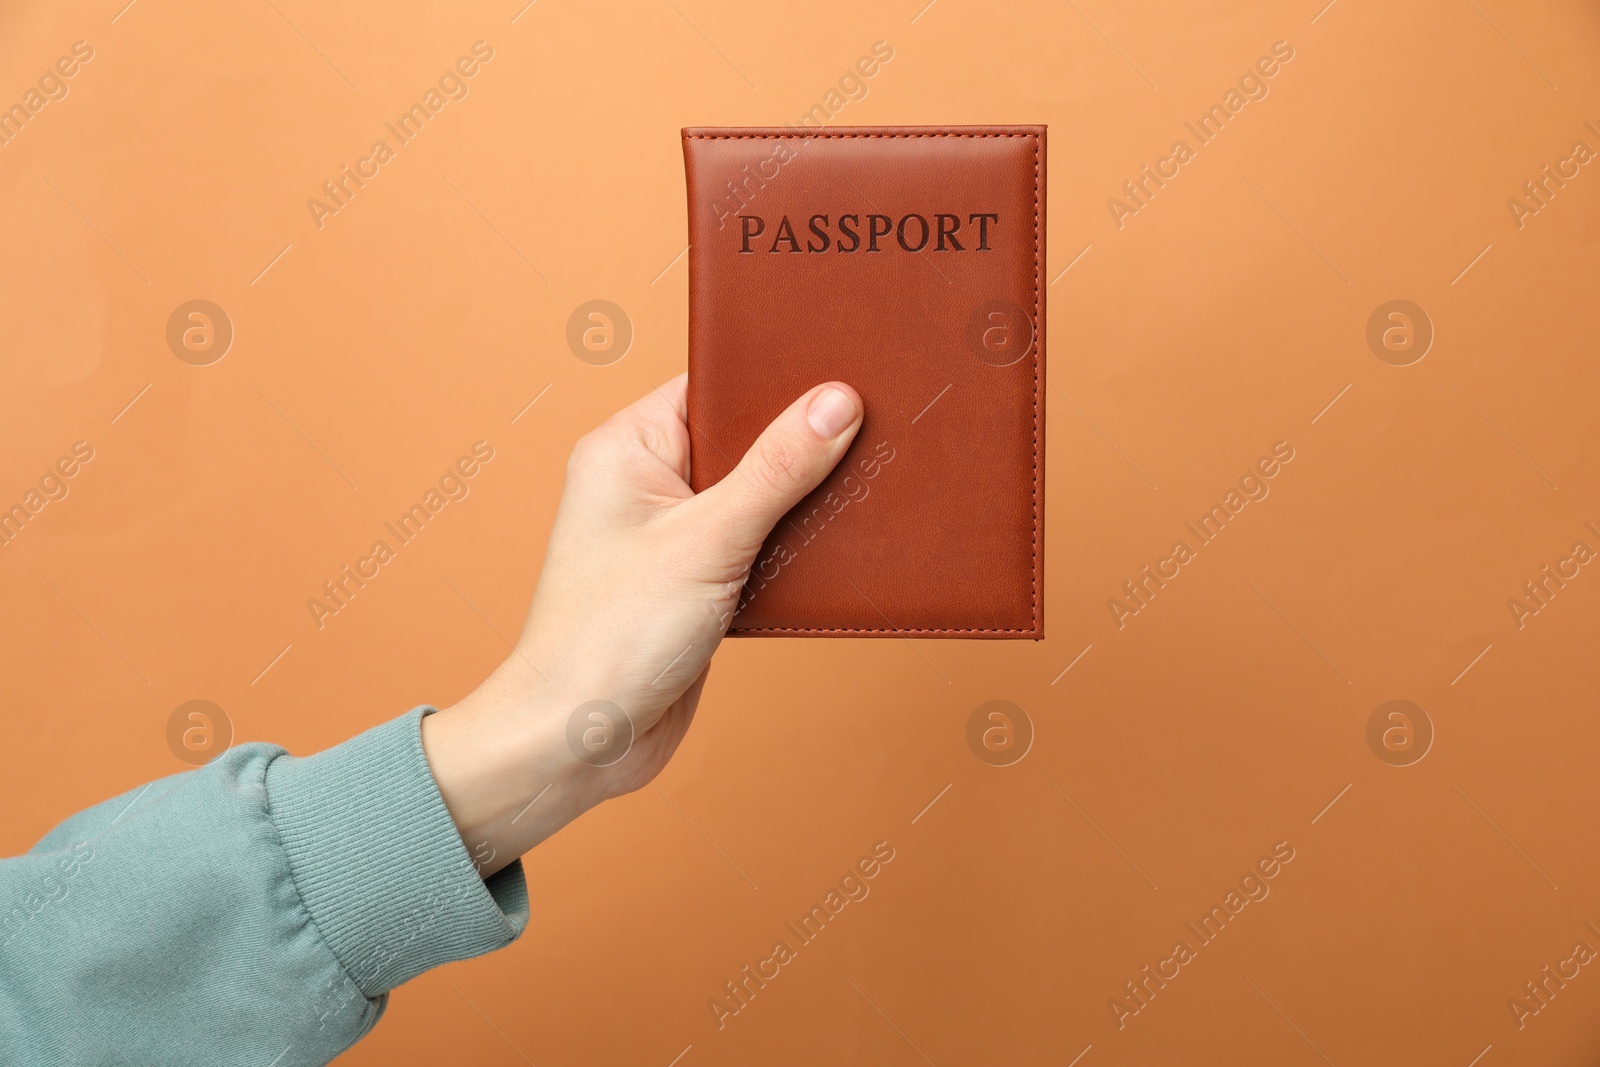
[423, 661, 602, 877]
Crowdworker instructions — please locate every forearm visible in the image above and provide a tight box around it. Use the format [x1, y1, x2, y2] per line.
[1, 710, 526, 1066]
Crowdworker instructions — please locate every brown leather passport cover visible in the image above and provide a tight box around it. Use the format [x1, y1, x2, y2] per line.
[682, 125, 1045, 638]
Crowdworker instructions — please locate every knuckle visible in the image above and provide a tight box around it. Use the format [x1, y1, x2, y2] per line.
[567, 427, 612, 474]
[748, 437, 803, 492]
[634, 418, 670, 461]
[570, 415, 664, 487]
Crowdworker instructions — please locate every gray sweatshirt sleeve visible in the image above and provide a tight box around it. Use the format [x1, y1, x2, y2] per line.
[0, 706, 527, 1066]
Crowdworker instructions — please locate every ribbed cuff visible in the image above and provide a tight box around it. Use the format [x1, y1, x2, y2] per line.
[264, 706, 529, 996]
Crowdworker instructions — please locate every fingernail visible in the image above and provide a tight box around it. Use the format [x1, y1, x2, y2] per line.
[806, 386, 859, 439]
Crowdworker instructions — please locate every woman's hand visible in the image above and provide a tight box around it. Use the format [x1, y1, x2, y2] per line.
[421, 374, 862, 875]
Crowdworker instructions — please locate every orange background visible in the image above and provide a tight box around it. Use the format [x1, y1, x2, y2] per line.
[4, 1, 1600, 1063]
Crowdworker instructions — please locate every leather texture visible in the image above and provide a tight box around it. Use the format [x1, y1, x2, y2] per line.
[683, 125, 1046, 638]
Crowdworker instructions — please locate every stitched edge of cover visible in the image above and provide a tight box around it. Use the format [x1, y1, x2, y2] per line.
[685, 129, 1044, 636]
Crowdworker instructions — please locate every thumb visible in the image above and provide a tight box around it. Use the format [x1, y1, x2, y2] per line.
[688, 382, 863, 556]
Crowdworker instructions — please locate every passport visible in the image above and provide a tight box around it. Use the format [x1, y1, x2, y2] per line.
[682, 125, 1046, 638]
